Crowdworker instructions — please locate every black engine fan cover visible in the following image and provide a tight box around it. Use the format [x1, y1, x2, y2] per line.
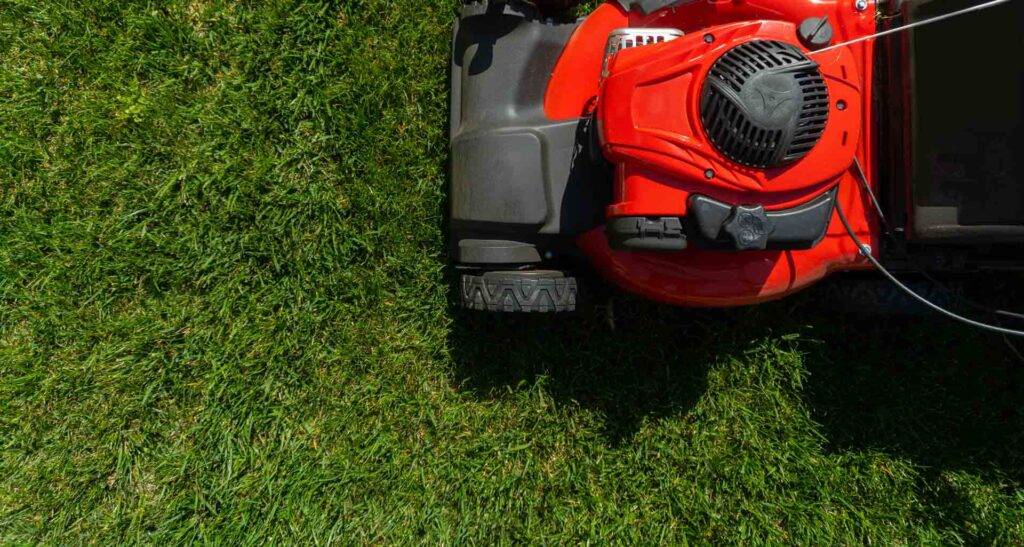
[700, 40, 829, 169]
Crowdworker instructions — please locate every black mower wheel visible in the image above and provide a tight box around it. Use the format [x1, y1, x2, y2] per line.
[461, 271, 579, 313]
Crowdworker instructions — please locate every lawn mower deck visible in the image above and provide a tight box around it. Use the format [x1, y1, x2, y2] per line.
[450, 0, 1024, 312]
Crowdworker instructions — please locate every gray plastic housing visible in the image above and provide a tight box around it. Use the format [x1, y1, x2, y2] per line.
[449, 1, 609, 265]
[614, 0, 701, 15]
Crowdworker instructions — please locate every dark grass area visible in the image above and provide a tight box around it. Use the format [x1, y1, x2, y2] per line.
[1, 0, 1023, 542]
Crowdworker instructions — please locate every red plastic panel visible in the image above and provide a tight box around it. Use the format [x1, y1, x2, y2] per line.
[599, 20, 863, 215]
[544, 0, 880, 307]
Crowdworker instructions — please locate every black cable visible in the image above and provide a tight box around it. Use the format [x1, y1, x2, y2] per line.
[852, 158, 889, 231]
[834, 199, 1024, 338]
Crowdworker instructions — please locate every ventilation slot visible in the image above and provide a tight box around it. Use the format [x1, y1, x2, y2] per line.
[602, 28, 684, 79]
[700, 40, 830, 169]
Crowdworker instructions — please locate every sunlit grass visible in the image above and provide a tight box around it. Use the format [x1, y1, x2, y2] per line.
[1, 0, 1022, 542]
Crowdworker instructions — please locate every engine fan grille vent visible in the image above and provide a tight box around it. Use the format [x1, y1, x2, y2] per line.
[700, 40, 829, 169]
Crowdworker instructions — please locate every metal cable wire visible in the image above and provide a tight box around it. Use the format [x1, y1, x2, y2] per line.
[810, 0, 1015, 56]
[848, 156, 1024, 324]
[834, 200, 1024, 337]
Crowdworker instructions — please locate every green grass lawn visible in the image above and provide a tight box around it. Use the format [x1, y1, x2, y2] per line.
[2, 0, 1023, 543]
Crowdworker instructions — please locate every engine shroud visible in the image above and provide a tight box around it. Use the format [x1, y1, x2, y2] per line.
[541, 0, 880, 307]
[598, 20, 863, 217]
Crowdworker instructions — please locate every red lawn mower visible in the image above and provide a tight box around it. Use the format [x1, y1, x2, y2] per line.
[450, 0, 1024, 324]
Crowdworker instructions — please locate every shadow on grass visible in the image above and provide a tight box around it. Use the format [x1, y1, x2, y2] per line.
[799, 308, 1024, 481]
[447, 296, 724, 445]
[798, 275, 1024, 487]
[446, 275, 1024, 476]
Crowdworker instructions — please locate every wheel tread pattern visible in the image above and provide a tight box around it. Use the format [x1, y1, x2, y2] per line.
[461, 274, 578, 313]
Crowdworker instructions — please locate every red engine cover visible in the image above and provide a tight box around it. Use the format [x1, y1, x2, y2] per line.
[599, 20, 862, 216]
[546, 0, 881, 307]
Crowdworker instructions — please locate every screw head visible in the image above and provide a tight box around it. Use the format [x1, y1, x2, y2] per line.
[704, 169, 715, 179]
[855, 0, 869, 11]
[703, 33, 715, 44]
[837, 100, 847, 111]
